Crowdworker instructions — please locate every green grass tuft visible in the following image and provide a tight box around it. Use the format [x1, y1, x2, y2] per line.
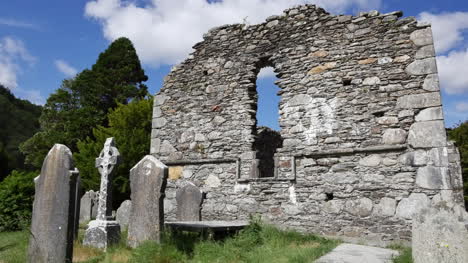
[388, 244, 413, 263]
[0, 230, 29, 263]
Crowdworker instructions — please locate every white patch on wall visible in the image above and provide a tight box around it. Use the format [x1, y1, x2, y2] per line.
[302, 97, 340, 145]
[288, 185, 297, 205]
[234, 183, 251, 193]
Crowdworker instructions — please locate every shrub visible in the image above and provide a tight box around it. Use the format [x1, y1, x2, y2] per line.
[0, 170, 37, 231]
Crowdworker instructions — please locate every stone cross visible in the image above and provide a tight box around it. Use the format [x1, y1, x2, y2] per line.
[95, 137, 120, 220]
[83, 137, 121, 250]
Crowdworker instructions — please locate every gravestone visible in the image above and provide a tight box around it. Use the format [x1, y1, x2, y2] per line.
[116, 200, 132, 231]
[80, 190, 98, 222]
[176, 182, 203, 221]
[83, 138, 121, 249]
[412, 201, 468, 263]
[28, 144, 80, 263]
[127, 155, 168, 247]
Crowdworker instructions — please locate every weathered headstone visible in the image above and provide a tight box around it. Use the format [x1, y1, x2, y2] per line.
[73, 177, 82, 238]
[412, 201, 468, 263]
[83, 138, 121, 249]
[80, 190, 98, 222]
[176, 182, 203, 221]
[116, 200, 132, 231]
[127, 155, 168, 247]
[28, 144, 80, 263]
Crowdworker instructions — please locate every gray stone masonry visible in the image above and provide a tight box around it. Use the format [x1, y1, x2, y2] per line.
[412, 199, 468, 263]
[127, 155, 168, 248]
[83, 138, 121, 250]
[28, 144, 80, 263]
[151, 5, 464, 245]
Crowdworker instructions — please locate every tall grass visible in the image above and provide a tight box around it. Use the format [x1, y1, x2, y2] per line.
[0, 221, 340, 263]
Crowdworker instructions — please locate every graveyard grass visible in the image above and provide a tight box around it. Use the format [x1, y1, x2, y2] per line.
[0, 220, 342, 263]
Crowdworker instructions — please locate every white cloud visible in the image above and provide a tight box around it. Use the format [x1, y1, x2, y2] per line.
[55, 59, 78, 77]
[15, 88, 46, 105]
[85, 0, 381, 66]
[0, 36, 36, 89]
[0, 18, 39, 30]
[419, 12, 468, 54]
[437, 48, 468, 94]
[258, 67, 276, 79]
[455, 102, 468, 112]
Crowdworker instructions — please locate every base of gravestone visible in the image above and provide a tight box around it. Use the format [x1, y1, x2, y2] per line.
[83, 220, 121, 250]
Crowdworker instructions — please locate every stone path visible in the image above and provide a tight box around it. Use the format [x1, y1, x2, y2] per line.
[315, 243, 399, 263]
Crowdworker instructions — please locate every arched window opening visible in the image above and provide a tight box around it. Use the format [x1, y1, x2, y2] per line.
[253, 66, 283, 178]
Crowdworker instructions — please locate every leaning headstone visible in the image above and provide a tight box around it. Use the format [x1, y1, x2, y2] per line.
[28, 144, 80, 263]
[80, 190, 97, 222]
[412, 201, 468, 263]
[83, 138, 121, 249]
[127, 155, 168, 247]
[176, 182, 203, 221]
[116, 200, 132, 231]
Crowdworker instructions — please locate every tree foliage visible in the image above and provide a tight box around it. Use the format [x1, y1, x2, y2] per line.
[20, 37, 148, 168]
[0, 86, 42, 180]
[448, 121, 468, 206]
[0, 170, 37, 231]
[75, 97, 153, 208]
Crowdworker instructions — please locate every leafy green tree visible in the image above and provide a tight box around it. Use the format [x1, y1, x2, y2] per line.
[448, 121, 468, 207]
[0, 170, 37, 231]
[75, 97, 153, 208]
[20, 37, 148, 168]
[0, 85, 42, 180]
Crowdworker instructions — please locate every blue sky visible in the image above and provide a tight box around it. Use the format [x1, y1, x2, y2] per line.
[1, 0, 467, 130]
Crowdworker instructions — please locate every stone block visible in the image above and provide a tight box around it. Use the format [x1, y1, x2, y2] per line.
[412, 202, 468, 263]
[405, 58, 437, 75]
[176, 182, 203, 221]
[83, 220, 121, 250]
[344, 198, 373, 217]
[359, 154, 381, 167]
[415, 45, 435, 59]
[382, 129, 407, 144]
[408, 120, 447, 148]
[28, 144, 79, 263]
[416, 166, 451, 190]
[410, 28, 433, 46]
[422, 74, 440, 91]
[323, 200, 343, 214]
[396, 193, 430, 219]
[363, 76, 380, 85]
[397, 93, 441, 109]
[127, 155, 168, 248]
[415, 107, 443, 121]
[374, 197, 396, 217]
[116, 200, 132, 231]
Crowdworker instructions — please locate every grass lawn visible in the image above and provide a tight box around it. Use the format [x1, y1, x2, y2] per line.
[0, 221, 341, 263]
[0, 230, 29, 263]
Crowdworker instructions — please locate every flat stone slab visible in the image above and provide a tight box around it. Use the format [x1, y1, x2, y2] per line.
[315, 244, 399, 263]
[165, 220, 249, 233]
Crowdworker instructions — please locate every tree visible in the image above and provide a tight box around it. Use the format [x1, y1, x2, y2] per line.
[74, 97, 153, 208]
[448, 121, 468, 208]
[20, 37, 148, 168]
[0, 85, 42, 180]
[0, 170, 37, 231]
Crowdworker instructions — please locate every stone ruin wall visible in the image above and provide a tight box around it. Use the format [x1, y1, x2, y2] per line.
[150, 5, 464, 245]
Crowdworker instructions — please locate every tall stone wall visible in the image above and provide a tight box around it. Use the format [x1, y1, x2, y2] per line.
[151, 5, 464, 245]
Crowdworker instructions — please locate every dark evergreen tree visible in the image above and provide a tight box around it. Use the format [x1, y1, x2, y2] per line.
[20, 37, 148, 168]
